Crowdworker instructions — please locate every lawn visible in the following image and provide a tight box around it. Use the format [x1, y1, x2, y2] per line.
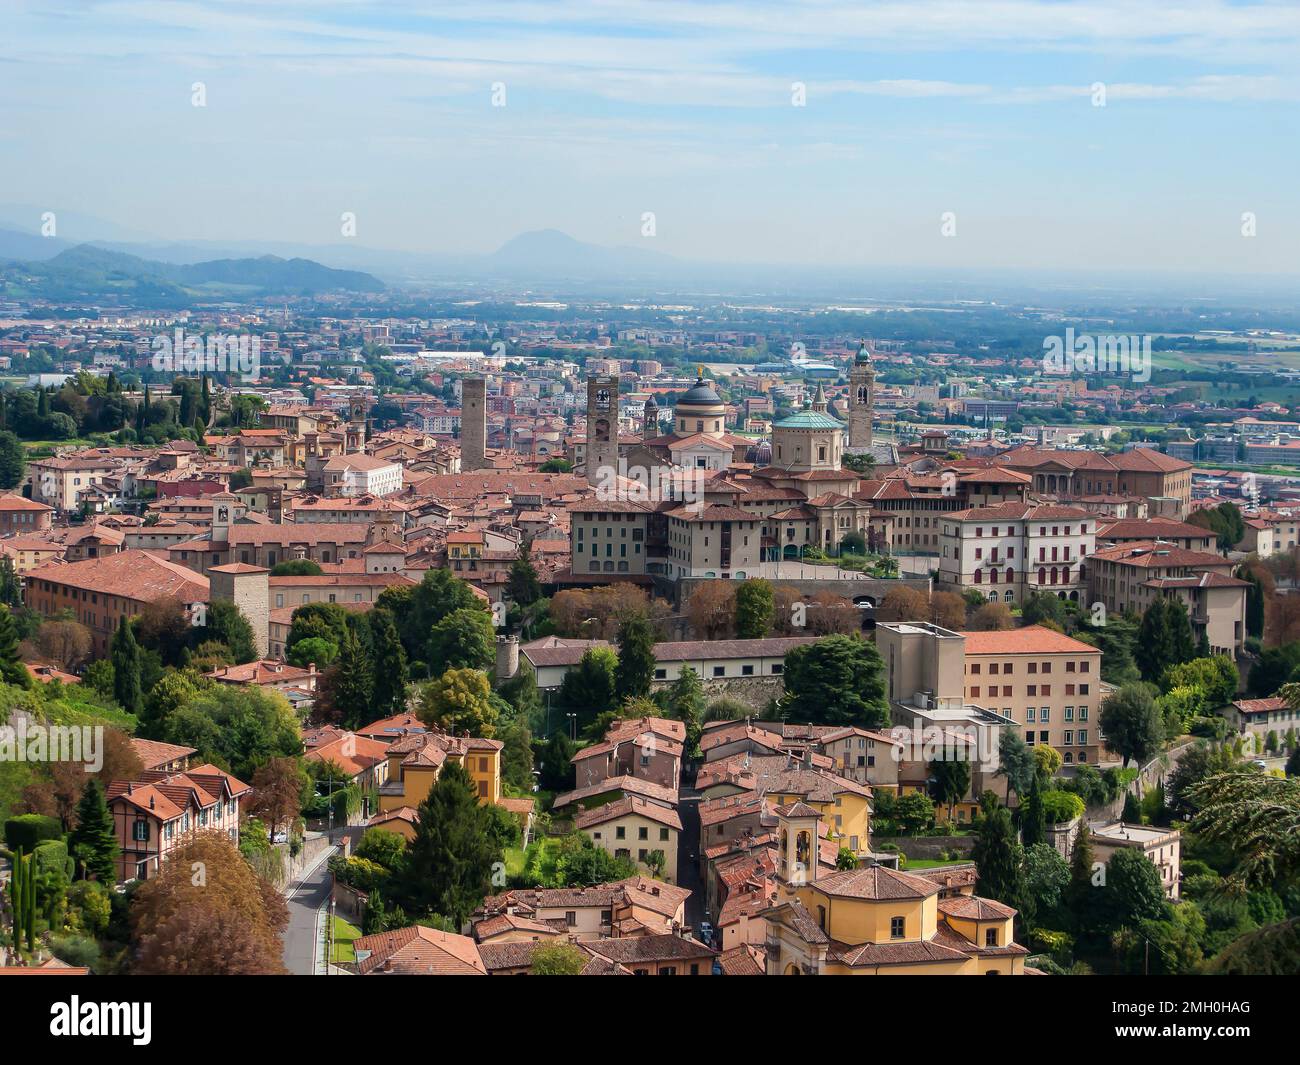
[329, 916, 362, 964]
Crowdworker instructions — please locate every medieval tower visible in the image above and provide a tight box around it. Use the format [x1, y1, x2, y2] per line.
[461, 376, 488, 471]
[584, 375, 620, 479]
[848, 339, 875, 448]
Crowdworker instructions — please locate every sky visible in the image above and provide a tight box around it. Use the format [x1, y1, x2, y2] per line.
[2, 0, 1299, 274]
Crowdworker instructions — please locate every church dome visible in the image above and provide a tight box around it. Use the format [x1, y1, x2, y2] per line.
[677, 377, 722, 408]
[745, 439, 772, 464]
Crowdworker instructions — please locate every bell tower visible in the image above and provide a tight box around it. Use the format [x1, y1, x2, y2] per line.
[849, 339, 874, 448]
[585, 375, 620, 480]
[775, 801, 821, 892]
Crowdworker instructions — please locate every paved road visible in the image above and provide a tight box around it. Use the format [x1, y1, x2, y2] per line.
[676, 784, 707, 934]
[282, 845, 337, 976]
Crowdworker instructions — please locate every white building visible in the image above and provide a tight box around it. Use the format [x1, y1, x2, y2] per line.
[322, 454, 403, 498]
[937, 502, 1097, 605]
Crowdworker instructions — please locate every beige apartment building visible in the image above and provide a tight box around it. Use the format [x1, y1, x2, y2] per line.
[575, 797, 682, 883]
[961, 627, 1105, 767]
[664, 503, 764, 579]
[936, 501, 1097, 605]
[1089, 820, 1182, 900]
[877, 621, 1105, 770]
[1087, 541, 1247, 657]
[1237, 514, 1300, 558]
[569, 499, 651, 577]
[27, 455, 122, 512]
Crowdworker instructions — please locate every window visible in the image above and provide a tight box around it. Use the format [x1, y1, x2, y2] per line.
[639, 826, 648, 840]
[132, 819, 148, 842]
[985, 928, 999, 946]
[713, 666, 725, 677]
[616, 826, 626, 839]
[565, 911, 576, 926]
[890, 916, 905, 939]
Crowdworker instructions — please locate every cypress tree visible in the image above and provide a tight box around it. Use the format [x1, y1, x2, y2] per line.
[0, 603, 29, 686]
[1066, 824, 1098, 938]
[1135, 598, 1172, 682]
[330, 627, 374, 730]
[614, 614, 656, 702]
[70, 779, 120, 882]
[1165, 598, 1197, 666]
[971, 803, 1023, 909]
[370, 608, 409, 717]
[1020, 772, 1045, 848]
[111, 616, 143, 715]
[506, 543, 542, 606]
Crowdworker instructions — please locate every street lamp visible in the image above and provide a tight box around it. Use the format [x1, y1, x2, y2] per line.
[566, 713, 578, 742]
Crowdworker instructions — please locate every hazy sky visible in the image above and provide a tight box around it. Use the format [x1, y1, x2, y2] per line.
[3, 0, 1300, 273]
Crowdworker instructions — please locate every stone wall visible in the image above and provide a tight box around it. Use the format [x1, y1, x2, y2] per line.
[873, 835, 975, 861]
[650, 673, 785, 711]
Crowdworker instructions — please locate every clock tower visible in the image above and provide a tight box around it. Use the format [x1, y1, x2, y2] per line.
[585, 374, 620, 480]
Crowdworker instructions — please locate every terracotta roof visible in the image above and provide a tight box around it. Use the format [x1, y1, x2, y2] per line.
[351, 925, 487, 975]
[959, 625, 1101, 656]
[814, 864, 941, 901]
[938, 895, 1018, 921]
[574, 796, 683, 831]
[554, 775, 679, 810]
[1088, 541, 1230, 568]
[128, 737, 197, 771]
[27, 549, 209, 602]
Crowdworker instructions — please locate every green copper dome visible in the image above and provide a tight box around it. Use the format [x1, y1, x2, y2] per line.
[775, 409, 843, 430]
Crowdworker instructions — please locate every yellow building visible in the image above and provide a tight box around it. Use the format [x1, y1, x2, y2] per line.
[574, 797, 683, 883]
[762, 803, 1028, 975]
[377, 728, 503, 814]
[761, 772, 873, 856]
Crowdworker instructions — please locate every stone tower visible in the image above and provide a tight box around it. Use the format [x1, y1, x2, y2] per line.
[849, 339, 875, 448]
[461, 376, 488, 471]
[585, 375, 620, 480]
[208, 563, 269, 658]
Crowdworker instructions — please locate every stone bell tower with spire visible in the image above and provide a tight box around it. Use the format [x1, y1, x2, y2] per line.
[849, 339, 875, 448]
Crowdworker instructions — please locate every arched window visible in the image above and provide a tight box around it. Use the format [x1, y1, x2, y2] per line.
[1038, 567, 1046, 585]
[1006, 567, 1014, 583]
[974, 568, 983, 584]
[989, 568, 998, 584]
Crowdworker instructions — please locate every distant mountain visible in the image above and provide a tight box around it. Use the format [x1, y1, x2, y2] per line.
[0, 228, 69, 262]
[0, 243, 385, 305]
[488, 229, 679, 279]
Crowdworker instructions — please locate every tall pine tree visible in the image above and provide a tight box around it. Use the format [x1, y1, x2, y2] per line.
[70, 779, 120, 882]
[0, 603, 28, 687]
[400, 761, 501, 925]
